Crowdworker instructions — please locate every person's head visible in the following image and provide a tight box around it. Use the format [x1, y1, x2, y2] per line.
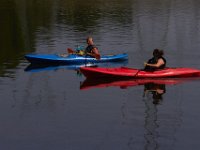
[153, 49, 164, 58]
[86, 37, 93, 45]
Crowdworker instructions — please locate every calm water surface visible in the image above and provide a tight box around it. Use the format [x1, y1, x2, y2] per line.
[1, 0, 200, 150]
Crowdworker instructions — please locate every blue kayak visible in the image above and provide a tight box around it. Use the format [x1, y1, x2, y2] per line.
[25, 53, 128, 65]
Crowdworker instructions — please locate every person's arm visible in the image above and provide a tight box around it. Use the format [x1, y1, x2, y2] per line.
[144, 58, 165, 68]
[92, 47, 100, 55]
[87, 47, 100, 59]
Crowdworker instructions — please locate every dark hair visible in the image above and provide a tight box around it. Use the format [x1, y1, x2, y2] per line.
[153, 49, 164, 57]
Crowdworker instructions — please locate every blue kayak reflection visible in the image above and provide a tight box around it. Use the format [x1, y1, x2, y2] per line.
[24, 60, 128, 73]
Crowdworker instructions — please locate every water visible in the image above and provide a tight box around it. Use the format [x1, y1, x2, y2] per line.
[1, 0, 200, 149]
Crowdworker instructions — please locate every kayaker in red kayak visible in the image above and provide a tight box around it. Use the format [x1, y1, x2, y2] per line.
[67, 37, 100, 59]
[144, 83, 165, 104]
[144, 49, 166, 71]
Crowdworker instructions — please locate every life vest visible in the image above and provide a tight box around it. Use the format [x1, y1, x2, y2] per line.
[144, 56, 166, 71]
[85, 45, 96, 53]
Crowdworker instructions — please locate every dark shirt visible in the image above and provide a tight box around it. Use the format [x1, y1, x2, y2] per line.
[144, 83, 166, 104]
[85, 45, 96, 53]
[144, 56, 166, 71]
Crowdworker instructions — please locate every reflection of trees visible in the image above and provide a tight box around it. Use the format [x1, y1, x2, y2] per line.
[133, 1, 171, 55]
[99, 0, 133, 24]
[121, 84, 182, 150]
[0, 0, 23, 75]
[56, 0, 133, 31]
[57, 0, 102, 31]
[143, 98, 159, 150]
[0, 0, 134, 76]
[0, 0, 56, 76]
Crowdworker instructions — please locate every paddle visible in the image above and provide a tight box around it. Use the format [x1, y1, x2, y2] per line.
[67, 48, 75, 54]
[67, 48, 101, 60]
[134, 69, 141, 78]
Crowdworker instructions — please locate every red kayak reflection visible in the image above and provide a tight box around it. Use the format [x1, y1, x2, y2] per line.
[80, 77, 199, 90]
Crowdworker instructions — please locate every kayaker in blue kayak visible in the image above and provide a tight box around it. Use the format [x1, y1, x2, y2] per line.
[67, 37, 100, 59]
[144, 49, 166, 71]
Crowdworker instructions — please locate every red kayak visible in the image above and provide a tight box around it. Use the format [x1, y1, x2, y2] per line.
[80, 67, 200, 78]
[80, 78, 190, 90]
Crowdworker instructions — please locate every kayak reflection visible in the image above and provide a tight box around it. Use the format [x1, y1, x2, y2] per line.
[80, 78, 191, 90]
[80, 78, 200, 104]
[24, 61, 128, 73]
[143, 83, 166, 105]
[24, 63, 95, 73]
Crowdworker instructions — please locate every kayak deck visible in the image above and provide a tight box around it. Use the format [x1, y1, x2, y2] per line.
[25, 53, 128, 64]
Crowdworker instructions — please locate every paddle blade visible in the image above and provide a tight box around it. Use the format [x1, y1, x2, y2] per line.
[67, 48, 75, 54]
[95, 54, 101, 60]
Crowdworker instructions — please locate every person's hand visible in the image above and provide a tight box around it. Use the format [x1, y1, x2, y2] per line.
[144, 62, 147, 66]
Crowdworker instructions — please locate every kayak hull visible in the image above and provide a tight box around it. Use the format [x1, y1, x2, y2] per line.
[24, 61, 128, 72]
[25, 53, 128, 65]
[80, 67, 200, 78]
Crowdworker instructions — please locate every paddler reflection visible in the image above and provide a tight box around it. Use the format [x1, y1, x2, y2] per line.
[143, 83, 166, 105]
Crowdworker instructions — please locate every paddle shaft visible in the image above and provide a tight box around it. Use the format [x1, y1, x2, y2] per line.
[134, 69, 141, 78]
